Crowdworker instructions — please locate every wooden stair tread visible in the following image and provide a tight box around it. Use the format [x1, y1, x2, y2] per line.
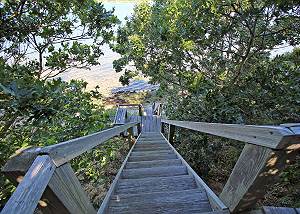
[134, 142, 169, 148]
[116, 175, 199, 194]
[137, 140, 167, 144]
[133, 146, 171, 151]
[107, 189, 211, 214]
[121, 166, 187, 179]
[128, 153, 177, 162]
[99, 118, 224, 213]
[125, 159, 182, 169]
[131, 150, 174, 156]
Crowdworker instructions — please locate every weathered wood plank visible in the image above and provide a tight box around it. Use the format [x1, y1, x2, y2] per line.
[121, 166, 187, 179]
[1, 155, 55, 214]
[128, 153, 177, 162]
[127, 126, 135, 148]
[116, 175, 198, 194]
[108, 189, 211, 214]
[41, 122, 138, 166]
[219, 144, 300, 213]
[168, 124, 175, 144]
[125, 159, 182, 169]
[130, 150, 174, 157]
[263, 206, 297, 214]
[113, 108, 127, 125]
[47, 163, 96, 214]
[97, 133, 141, 214]
[133, 145, 171, 151]
[162, 119, 299, 149]
[160, 133, 227, 211]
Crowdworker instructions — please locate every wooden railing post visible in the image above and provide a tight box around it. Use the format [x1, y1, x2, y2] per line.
[219, 142, 300, 213]
[1, 155, 56, 214]
[161, 122, 165, 134]
[2, 151, 96, 214]
[47, 163, 96, 214]
[127, 127, 135, 148]
[168, 124, 175, 144]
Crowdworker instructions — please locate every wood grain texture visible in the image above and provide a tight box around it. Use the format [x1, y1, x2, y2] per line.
[130, 150, 174, 156]
[48, 163, 96, 214]
[97, 132, 142, 214]
[168, 124, 175, 144]
[128, 153, 177, 162]
[162, 119, 298, 149]
[113, 108, 127, 125]
[41, 122, 138, 166]
[99, 131, 216, 214]
[263, 206, 297, 214]
[121, 166, 187, 179]
[125, 159, 182, 169]
[108, 189, 211, 214]
[133, 145, 171, 151]
[220, 144, 300, 213]
[159, 133, 227, 211]
[1, 155, 55, 214]
[116, 175, 198, 194]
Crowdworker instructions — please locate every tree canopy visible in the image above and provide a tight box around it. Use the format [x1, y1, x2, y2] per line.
[113, 0, 300, 123]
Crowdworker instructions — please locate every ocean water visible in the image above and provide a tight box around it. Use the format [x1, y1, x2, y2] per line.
[58, 1, 138, 95]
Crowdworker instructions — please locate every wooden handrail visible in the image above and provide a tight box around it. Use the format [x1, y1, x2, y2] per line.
[161, 119, 300, 213]
[2, 122, 140, 214]
[161, 119, 299, 149]
[41, 122, 139, 166]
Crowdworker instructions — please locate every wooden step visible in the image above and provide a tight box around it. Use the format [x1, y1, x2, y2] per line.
[116, 175, 198, 194]
[137, 140, 167, 144]
[134, 142, 169, 148]
[108, 189, 211, 214]
[128, 153, 177, 162]
[125, 159, 182, 169]
[139, 136, 164, 140]
[131, 150, 174, 157]
[121, 166, 187, 179]
[133, 146, 171, 152]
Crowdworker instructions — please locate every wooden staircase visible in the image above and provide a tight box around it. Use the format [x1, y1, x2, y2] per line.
[1, 103, 299, 214]
[100, 131, 226, 213]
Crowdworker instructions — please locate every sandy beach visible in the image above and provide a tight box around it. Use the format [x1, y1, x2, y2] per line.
[58, 45, 124, 96]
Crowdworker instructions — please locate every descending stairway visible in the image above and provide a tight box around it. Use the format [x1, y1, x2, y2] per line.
[99, 115, 228, 214]
[4, 103, 297, 214]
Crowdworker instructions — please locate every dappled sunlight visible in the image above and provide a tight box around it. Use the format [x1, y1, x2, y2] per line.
[30, 162, 43, 179]
[38, 200, 48, 207]
[16, 175, 24, 183]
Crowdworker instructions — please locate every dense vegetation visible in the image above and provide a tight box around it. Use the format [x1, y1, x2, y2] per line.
[0, 0, 122, 208]
[113, 0, 300, 207]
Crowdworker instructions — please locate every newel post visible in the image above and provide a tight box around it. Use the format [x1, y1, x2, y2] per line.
[219, 124, 300, 213]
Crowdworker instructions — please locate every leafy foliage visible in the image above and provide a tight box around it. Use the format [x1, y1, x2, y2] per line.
[0, 0, 119, 78]
[0, 0, 122, 208]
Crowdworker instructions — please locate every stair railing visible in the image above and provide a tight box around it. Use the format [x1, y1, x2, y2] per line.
[161, 119, 300, 213]
[1, 122, 140, 214]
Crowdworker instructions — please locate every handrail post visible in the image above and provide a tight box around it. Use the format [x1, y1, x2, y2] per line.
[168, 124, 175, 144]
[219, 125, 300, 213]
[127, 126, 135, 148]
[161, 122, 165, 134]
[2, 151, 96, 214]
